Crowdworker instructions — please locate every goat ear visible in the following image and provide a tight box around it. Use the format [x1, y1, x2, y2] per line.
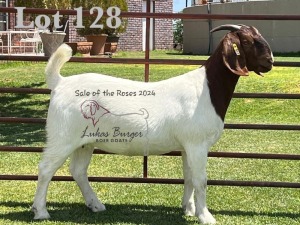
[89, 102, 99, 116]
[222, 33, 249, 76]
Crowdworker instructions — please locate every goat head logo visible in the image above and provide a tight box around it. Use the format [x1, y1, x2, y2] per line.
[81, 100, 110, 126]
[80, 100, 150, 134]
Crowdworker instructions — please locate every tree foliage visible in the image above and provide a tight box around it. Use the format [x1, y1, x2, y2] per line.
[15, 0, 72, 10]
[14, 0, 72, 31]
[173, 18, 183, 46]
[14, 0, 45, 9]
[72, 0, 128, 36]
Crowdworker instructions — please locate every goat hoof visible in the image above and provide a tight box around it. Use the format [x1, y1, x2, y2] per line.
[183, 203, 195, 216]
[32, 206, 50, 220]
[87, 201, 106, 212]
[184, 209, 196, 217]
[198, 209, 216, 224]
[199, 216, 216, 224]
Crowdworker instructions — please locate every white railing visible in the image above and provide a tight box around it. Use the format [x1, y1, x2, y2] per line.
[192, 0, 251, 6]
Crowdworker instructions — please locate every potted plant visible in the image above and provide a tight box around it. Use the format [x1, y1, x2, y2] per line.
[72, 0, 127, 55]
[102, 0, 128, 53]
[15, 0, 72, 56]
[74, 16, 108, 56]
[72, 0, 106, 55]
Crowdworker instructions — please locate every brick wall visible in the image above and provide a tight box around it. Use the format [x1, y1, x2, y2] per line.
[118, 0, 143, 51]
[9, 0, 15, 29]
[69, 16, 86, 43]
[153, 0, 173, 50]
[118, 0, 173, 51]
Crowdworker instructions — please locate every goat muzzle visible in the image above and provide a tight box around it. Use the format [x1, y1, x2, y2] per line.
[254, 63, 273, 76]
[255, 55, 274, 76]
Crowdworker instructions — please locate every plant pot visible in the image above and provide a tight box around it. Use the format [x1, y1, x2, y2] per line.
[40, 32, 66, 57]
[104, 42, 118, 53]
[104, 36, 120, 53]
[77, 42, 93, 57]
[65, 42, 78, 55]
[86, 34, 108, 56]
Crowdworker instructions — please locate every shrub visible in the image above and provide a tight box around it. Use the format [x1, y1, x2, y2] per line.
[14, 0, 71, 32]
[173, 18, 183, 48]
[72, 0, 128, 36]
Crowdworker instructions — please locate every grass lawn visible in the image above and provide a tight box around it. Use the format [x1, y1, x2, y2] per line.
[0, 51, 299, 225]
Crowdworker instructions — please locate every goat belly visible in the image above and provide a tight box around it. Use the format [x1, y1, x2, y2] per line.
[79, 116, 182, 156]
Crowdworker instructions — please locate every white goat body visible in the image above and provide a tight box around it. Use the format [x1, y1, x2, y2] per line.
[31, 44, 222, 224]
[45, 45, 223, 156]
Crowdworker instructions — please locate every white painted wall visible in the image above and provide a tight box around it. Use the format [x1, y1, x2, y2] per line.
[183, 0, 300, 54]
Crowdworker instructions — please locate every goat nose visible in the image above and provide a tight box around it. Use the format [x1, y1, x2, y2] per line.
[268, 58, 274, 64]
[266, 56, 274, 64]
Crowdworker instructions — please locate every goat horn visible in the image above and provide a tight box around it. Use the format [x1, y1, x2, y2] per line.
[210, 24, 242, 33]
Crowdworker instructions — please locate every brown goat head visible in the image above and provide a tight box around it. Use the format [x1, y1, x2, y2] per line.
[211, 24, 274, 76]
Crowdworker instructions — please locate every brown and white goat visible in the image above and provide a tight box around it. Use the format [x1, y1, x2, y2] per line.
[32, 24, 273, 224]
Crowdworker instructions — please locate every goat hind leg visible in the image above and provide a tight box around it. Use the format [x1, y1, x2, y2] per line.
[32, 145, 74, 219]
[181, 151, 195, 216]
[69, 145, 106, 212]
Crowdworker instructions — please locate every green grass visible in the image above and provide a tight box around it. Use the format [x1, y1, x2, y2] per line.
[0, 51, 299, 224]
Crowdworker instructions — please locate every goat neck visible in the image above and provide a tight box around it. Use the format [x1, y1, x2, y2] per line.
[204, 44, 240, 121]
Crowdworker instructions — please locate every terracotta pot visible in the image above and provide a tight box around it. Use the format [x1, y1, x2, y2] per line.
[104, 42, 118, 53]
[40, 32, 66, 57]
[104, 36, 120, 53]
[77, 42, 93, 57]
[86, 34, 108, 55]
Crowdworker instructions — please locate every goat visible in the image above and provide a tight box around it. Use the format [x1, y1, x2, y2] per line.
[32, 24, 273, 224]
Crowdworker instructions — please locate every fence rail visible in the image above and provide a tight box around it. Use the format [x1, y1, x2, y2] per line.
[0, 6, 299, 188]
[2, 7, 300, 20]
[1, 117, 300, 131]
[1, 55, 300, 67]
[1, 146, 300, 160]
[0, 174, 299, 188]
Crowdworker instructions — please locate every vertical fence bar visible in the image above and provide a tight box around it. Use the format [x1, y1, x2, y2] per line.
[143, 0, 151, 178]
[144, 0, 151, 82]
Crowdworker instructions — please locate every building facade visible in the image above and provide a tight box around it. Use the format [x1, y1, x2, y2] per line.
[183, 0, 300, 54]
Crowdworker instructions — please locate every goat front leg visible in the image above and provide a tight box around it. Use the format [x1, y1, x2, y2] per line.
[69, 145, 106, 212]
[184, 144, 216, 224]
[181, 151, 195, 216]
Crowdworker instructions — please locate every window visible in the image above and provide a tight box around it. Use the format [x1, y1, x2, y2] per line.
[0, 0, 8, 31]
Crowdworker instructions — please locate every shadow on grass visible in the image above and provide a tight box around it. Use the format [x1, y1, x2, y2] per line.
[212, 209, 300, 220]
[0, 123, 46, 146]
[0, 82, 49, 118]
[2, 201, 300, 224]
[1, 201, 193, 225]
[0, 82, 48, 146]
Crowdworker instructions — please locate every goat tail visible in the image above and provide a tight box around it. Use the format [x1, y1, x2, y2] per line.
[45, 44, 72, 90]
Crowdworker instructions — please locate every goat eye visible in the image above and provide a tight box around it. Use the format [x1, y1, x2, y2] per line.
[242, 40, 252, 46]
[254, 39, 265, 48]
